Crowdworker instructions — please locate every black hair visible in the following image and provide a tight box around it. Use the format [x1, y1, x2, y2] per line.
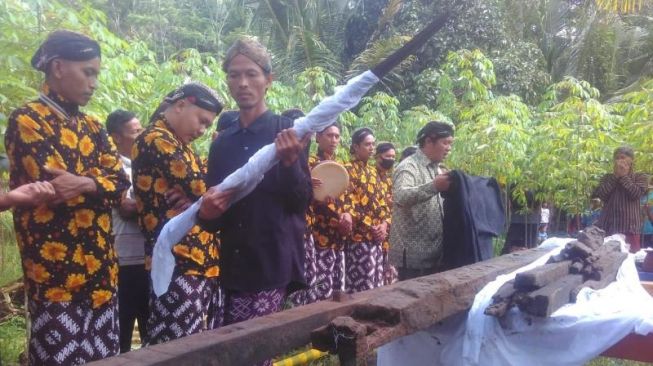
[281, 108, 305, 121]
[106, 109, 136, 135]
[349, 127, 374, 154]
[399, 146, 417, 162]
[376, 142, 395, 156]
[416, 121, 454, 148]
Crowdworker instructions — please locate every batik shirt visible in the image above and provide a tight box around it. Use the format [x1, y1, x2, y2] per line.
[132, 116, 219, 278]
[309, 151, 347, 251]
[388, 149, 444, 270]
[6, 85, 129, 307]
[377, 168, 393, 252]
[343, 159, 390, 244]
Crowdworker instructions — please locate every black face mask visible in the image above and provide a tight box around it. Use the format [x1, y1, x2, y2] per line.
[380, 158, 395, 170]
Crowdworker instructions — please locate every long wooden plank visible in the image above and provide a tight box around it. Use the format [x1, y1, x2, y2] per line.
[89, 248, 549, 366]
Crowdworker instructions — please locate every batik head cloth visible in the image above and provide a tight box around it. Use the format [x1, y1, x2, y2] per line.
[31, 30, 101, 72]
[222, 37, 272, 74]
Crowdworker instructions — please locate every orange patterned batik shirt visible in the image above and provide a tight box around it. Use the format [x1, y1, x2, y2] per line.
[5, 85, 129, 307]
[132, 116, 219, 278]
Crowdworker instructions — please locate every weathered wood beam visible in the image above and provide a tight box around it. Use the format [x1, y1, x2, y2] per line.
[89, 247, 549, 366]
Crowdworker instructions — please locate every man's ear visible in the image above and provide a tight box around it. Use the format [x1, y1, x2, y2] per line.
[50, 59, 65, 80]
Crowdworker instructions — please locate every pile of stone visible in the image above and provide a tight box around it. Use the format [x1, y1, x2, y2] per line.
[485, 226, 627, 318]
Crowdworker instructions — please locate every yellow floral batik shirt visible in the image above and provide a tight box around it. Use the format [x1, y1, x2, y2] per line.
[308, 153, 347, 251]
[132, 116, 219, 278]
[5, 85, 129, 307]
[343, 159, 391, 244]
[377, 169, 393, 252]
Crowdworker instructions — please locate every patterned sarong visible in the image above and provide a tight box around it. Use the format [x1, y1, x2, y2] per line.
[28, 296, 119, 366]
[287, 235, 317, 306]
[345, 241, 384, 293]
[147, 274, 222, 345]
[224, 288, 286, 366]
[307, 247, 345, 302]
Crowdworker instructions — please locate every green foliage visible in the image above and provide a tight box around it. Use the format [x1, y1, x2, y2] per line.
[0, 315, 26, 365]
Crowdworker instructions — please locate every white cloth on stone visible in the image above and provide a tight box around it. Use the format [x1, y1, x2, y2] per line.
[378, 235, 653, 366]
[151, 71, 380, 296]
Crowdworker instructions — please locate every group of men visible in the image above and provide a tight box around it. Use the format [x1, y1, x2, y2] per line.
[3, 30, 458, 366]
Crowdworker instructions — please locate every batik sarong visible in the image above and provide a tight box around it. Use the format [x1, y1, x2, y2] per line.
[28, 296, 119, 366]
[308, 247, 345, 302]
[345, 241, 384, 293]
[224, 288, 286, 366]
[147, 274, 222, 345]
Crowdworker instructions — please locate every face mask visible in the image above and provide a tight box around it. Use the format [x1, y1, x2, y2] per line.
[380, 158, 395, 170]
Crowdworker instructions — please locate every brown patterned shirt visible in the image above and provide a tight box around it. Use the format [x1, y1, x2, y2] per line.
[592, 172, 648, 235]
[6, 85, 129, 307]
[342, 158, 390, 244]
[308, 152, 347, 250]
[132, 116, 219, 278]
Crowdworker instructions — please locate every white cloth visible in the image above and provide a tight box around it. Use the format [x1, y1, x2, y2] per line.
[541, 207, 550, 224]
[112, 155, 146, 266]
[378, 236, 653, 366]
[151, 71, 380, 296]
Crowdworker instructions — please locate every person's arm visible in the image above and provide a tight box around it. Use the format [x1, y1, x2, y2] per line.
[392, 165, 439, 207]
[618, 173, 648, 200]
[0, 182, 56, 211]
[591, 174, 618, 201]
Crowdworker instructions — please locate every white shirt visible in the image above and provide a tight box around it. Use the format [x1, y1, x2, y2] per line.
[112, 155, 146, 266]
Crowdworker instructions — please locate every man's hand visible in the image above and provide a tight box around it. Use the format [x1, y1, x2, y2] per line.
[46, 167, 96, 204]
[165, 187, 192, 213]
[198, 188, 235, 221]
[338, 212, 353, 235]
[434, 174, 451, 192]
[119, 196, 138, 219]
[4, 181, 56, 208]
[276, 129, 310, 167]
[614, 158, 630, 178]
[372, 221, 388, 242]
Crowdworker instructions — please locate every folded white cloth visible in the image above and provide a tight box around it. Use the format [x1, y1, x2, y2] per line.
[151, 71, 380, 297]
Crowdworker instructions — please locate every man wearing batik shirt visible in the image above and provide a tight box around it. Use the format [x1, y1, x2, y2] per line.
[389, 122, 454, 280]
[5, 30, 130, 365]
[132, 83, 223, 344]
[374, 142, 397, 285]
[342, 127, 390, 293]
[199, 37, 311, 341]
[306, 122, 352, 302]
[592, 146, 648, 253]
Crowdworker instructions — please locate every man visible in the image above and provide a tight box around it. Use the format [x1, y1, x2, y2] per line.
[389, 121, 453, 280]
[592, 146, 648, 253]
[199, 37, 311, 332]
[0, 182, 56, 211]
[342, 127, 390, 292]
[132, 83, 223, 344]
[374, 142, 397, 285]
[106, 109, 148, 352]
[5, 30, 130, 365]
[306, 122, 351, 302]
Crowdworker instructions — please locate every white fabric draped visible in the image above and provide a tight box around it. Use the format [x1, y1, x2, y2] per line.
[151, 71, 380, 296]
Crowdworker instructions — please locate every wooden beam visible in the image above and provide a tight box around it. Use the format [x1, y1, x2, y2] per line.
[89, 247, 549, 366]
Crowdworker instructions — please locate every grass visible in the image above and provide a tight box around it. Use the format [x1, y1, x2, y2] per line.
[0, 315, 26, 365]
[586, 358, 651, 366]
[0, 210, 21, 287]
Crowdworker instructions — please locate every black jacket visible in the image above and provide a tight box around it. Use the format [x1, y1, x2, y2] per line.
[441, 170, 505, 270]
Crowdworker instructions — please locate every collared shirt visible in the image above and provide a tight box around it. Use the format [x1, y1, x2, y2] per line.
[308, 151, 347, 251]
[6, 84, 129, 307]
[388, 149, 444, 270]
[342, 158, 390, 243]
[204, 110, 311, 292]
[112, 155, 146, 266]
[593, 172, 648, 235]
[132, 116, 219, 278]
